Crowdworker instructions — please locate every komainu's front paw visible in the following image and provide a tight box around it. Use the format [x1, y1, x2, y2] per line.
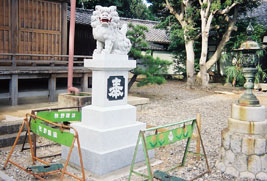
[102, 49, 111, 54]
[93, 49, 102, 54]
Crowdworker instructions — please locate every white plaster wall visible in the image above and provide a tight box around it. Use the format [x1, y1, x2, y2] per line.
[144, 51, 176, 75]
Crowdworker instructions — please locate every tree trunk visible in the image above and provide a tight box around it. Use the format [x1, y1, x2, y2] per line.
[205, 7, 238, 70]
[199, 26, 209, 88]
[185, 40, 195, 87]
[198, 8, 213, 88]
[128, 74, 138, 91]
[199, 64, 209, 87]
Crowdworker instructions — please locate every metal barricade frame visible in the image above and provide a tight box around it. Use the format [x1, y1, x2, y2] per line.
[3, 112, 85, 181]
[128, 117, 210, 181]
[21, 107, 81, 159]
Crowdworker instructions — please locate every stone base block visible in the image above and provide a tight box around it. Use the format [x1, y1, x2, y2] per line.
[231, 104, 265, 122]
[228, 118, 267, 135]
[217, 128, 267, 179]
[82, 104, 136, 129]
[71, 121, 146, 152]
[62, 144, 154, 175]
[58, 93, 91, 107]
[85, 54, 136, 71]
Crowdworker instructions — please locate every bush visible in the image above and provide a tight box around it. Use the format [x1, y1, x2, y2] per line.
[225, 64, 266, 87]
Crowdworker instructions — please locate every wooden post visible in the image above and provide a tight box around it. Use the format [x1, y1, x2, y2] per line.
[11, 0, 18, 66]
[9, 0, 18, 106]
[67, 0, 77, 92]
[48, 74, 57, 102]
[196, 113, 201, 161]
[9, 74, 18, 106]
[81, 73, 89, 92]
[61, 3, 67, 55]
[11, 0, 18, 53]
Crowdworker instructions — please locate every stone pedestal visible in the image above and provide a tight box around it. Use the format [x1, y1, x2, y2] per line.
[217, 104, 267, 180]
[58, 93, 91, 107]
[62, 54, 148, 175]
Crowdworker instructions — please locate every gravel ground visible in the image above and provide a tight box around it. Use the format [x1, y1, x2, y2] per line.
[128, 80, 237, 181]
[0, 80, 261, 180]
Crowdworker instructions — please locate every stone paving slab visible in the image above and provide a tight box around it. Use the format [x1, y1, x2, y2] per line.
[0, 95, 149, 122]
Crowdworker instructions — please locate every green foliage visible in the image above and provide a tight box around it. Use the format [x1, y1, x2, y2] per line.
[202, 3, 208, 9]
[76, 0, 156, 20]
[255, 64, 267, 84]
[127, 23, 149, 49]
[223, 0, 233, 7]
[225, 65, 245, 87]
[211, 1, 221, 11]
[135, 55, 170, 87]
[225, 19, 266, 51]
[225, 64, 266, 87]
[127, 23, 171, 87]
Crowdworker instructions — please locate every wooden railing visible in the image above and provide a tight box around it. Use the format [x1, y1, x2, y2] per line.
[0, 53, 93, 106]
[0, 53, 92, 68]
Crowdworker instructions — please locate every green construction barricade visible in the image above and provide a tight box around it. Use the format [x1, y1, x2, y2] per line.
[3, 109, 85, 181]
[128, 117, 210, 181]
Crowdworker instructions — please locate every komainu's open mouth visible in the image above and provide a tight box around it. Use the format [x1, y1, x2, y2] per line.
[100, 18, 112, 23]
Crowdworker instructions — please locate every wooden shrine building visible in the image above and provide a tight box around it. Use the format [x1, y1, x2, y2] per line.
[0, 0, 91, 106]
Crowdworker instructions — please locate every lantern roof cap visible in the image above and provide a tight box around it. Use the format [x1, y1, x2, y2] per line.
[235, 22, 261, 51]
[237, 40, 261, 50]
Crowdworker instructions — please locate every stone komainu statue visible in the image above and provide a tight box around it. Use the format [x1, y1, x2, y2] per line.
[91, 6, 132, 55]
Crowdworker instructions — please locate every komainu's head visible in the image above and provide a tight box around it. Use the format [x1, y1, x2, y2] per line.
[91, 6, 120, 28]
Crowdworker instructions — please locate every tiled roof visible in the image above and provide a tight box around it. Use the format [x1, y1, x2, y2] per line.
[67, 8, 170, 44]
[120, 18, 170, 44]
[68, 8, 93, 25]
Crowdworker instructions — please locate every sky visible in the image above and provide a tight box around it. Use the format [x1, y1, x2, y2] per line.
[143, 0, 152, 7]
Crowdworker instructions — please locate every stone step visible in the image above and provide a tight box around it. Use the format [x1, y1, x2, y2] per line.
[0, 121, 26, 135]
[0, 132, 27, 148]
[0, 121, 28, 148]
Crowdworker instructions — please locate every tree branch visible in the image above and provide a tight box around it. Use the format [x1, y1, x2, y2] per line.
[180, 1, 185, 20]
[165, 0, 184, 26]
[195, 33, 201, 40]
[206, 7, 238, 70]
[205, 13, 213, 32]
[205, 0, 211, 18]
[218, 2, 239, 15]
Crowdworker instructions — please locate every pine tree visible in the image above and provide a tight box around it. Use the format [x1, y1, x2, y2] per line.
[127, 23, 171, 90]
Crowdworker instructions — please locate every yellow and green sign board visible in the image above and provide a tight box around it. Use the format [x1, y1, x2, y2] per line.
[145, 124, 193, 150]
[36, 111, 81, 122]
[128, 118, 209, 181]
[31, 120, 74, 147]
[30, 111, 81, 147]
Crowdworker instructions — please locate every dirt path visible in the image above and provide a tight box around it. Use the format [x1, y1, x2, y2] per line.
[1, 80, 267, 180]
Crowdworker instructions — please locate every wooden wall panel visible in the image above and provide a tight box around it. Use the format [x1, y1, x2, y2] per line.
[18, 0, 62, 60]
[74, 24, 95, 56]
[0, 0, 66, 62]
[0, 0, 11, 59]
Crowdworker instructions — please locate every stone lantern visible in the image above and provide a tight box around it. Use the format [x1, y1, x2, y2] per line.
[235, 22, 261, 106]
[216, 23, 267, 180]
